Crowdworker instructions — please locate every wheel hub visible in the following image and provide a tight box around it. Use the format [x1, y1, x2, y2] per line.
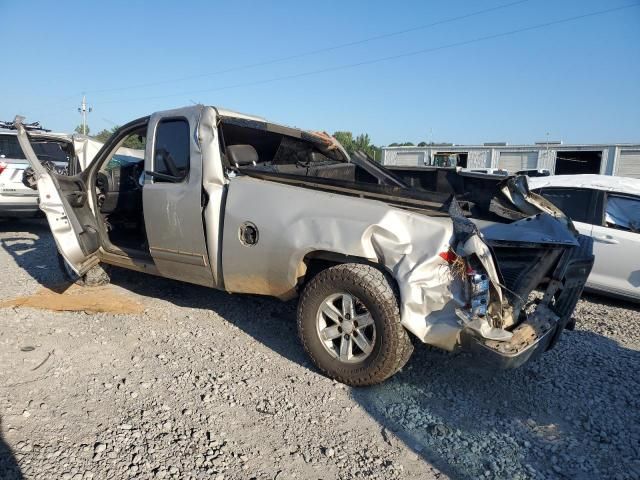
[316, 292, 376, 364]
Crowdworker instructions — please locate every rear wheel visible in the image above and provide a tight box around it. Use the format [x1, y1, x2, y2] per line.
[297, 263, 413, 386]
[57, 253, 110, 286]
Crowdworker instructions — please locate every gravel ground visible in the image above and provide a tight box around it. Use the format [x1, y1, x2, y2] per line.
[0, 218, 639, 480]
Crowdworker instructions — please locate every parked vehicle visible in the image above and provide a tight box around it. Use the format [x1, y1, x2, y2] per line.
[529, 174, 640, 302]
[15, 107, 593, 385]
[0, 121, 99, 219]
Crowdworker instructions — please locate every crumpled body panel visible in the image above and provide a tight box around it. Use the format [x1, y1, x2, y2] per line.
[221, 176, 485, 350]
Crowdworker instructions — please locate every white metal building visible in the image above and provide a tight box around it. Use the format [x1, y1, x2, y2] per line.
[380, 142, 640, 178]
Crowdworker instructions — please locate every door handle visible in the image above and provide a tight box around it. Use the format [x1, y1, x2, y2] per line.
[594, 235, 619, 244]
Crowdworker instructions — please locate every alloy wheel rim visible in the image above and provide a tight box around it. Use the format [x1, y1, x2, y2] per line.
[316, 292, 376, 364]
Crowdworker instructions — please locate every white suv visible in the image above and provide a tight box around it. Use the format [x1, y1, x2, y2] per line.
[0, 122, 100, 218]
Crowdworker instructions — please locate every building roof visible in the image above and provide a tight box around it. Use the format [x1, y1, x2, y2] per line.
[381, 143, 640, 150]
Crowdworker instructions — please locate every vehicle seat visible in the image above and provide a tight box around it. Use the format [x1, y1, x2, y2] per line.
[227, 144, 258, 167]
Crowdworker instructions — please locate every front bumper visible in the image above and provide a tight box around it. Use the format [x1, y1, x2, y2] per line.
[459, 234, 594, 369]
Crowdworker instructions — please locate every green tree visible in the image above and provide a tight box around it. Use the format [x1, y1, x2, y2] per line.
[74, 124, 90, 135]
[332, 131, 354, 154]
[332, 131, 381, 162]
[91, 126, 145, 149]
[93, 128, 113, 143]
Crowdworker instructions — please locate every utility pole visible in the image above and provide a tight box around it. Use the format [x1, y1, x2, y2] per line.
[546, 132, 550, 172]
[78, 95, 92, 135]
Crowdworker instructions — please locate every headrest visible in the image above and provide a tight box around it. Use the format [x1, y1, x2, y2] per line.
[227, 144, 258, 166]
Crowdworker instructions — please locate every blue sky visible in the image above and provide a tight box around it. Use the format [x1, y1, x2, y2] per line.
[2, 0, 639, 145]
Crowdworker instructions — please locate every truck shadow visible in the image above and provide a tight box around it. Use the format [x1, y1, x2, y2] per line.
[0, 417, 23, 480]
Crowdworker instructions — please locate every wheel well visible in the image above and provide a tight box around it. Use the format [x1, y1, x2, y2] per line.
[298, 251, 398, 294]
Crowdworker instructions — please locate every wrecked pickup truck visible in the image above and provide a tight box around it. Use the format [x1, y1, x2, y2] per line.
[15, 106, 593, 385]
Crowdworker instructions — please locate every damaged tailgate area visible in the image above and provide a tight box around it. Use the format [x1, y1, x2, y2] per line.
[443, 174, 595, 368]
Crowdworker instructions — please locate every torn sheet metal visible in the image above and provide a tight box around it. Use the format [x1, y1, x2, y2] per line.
[499, 176, 573, 226]
[481, 213, 578, 246]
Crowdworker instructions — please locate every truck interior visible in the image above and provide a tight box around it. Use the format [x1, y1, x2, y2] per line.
[219, 120, 382, 183]
[94, 126, 148, 255]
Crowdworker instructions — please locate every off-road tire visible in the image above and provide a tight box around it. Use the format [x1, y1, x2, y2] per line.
[297, 263, 413, 386]
[57, 253, 110, 287]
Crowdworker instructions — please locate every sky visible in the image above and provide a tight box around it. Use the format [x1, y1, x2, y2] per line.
[2, 0, 639, 145]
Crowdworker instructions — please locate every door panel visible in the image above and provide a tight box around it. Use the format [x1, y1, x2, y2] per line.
[142, 107, 215, 287]
[590, 193, 640, 298]
[14, 119, 100, 274]
[591, 225, 640, 297]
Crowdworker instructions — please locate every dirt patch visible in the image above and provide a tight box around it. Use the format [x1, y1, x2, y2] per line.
[0, 284, 144, 314]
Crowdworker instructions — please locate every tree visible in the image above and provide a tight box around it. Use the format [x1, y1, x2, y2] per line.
[91, 126, 145, 149]
[93, 128, 113, 143]
[74, 124, 90, 135]
[332, 131, 354, 154]
[331, 131, 381, 161]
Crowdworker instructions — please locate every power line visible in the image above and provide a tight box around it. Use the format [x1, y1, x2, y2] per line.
[76, 0, 532, 96]
[93, 2, 639, 107]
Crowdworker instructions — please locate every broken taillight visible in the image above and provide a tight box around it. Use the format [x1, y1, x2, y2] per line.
[438, 249, 458, 264]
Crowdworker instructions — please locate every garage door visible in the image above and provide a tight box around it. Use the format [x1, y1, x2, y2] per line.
[617, 150, 640, 178]
[393, 151, 426, 166]
[498, 151, 537, 173]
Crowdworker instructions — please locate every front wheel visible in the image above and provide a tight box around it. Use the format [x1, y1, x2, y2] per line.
[297, 263, 413, 386]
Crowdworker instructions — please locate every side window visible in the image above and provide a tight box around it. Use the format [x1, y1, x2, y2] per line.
[605, 194, 640, 233]
[153, 119, 190, 182]
[539, 187, 596, 224]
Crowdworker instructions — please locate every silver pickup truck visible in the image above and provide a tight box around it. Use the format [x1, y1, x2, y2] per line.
[15, 106, 593, 385]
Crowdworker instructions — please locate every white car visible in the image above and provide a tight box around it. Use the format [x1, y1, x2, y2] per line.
[0, 122, 101, 218]
[529, 174, 640, 302]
